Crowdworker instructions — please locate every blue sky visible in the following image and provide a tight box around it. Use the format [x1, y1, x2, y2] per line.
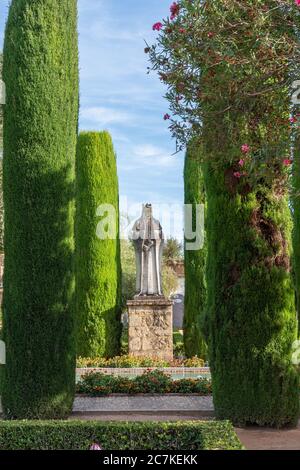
[0, 0, 184, 239]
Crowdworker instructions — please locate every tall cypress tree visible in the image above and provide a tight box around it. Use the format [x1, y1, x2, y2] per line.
[0, 52, 4, 253]
[147, 0, 299, 427]
[2, 0, 79, 418]
[293, 137, 300, 332]
[203, 98, 299, 426]
[75, 131, 122, 358]
[183, 144, 207, 359]
[201, 3, 299, 427]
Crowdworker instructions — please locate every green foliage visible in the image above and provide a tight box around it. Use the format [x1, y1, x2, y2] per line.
[121, 239, 136, 305]
[163, 237, 183, 261]
[0, 420, 243, 450]
[173, 329, 184, 356]
[183, 144, 207, 359]
[2, 0, 79, 419]
[77, 354, 205, 368]
[162, 264, 178, 298]
[120, 325, 129, 355]
[77, 369, 212, 396]
[75, 131, 122, 358]
[148, 0, 298, 180]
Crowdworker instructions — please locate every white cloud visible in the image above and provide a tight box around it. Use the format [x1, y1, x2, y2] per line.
[132, 144, 176, 168]
[80, 106, 134, 126]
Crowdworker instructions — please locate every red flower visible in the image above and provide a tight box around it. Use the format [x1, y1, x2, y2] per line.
[234, 171, 242, 179]
[152, 22, 163, 31]
[164, 113, 171, 120]
[170, 2, 180, 20]
[179, 28, 186, 34]
[283, 159, 292, 166]
[207, 32, 214, 38]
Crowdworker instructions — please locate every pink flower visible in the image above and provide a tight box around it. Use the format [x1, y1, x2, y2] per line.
[290, 116, 297, 124]
[179, 28, 186, 34]
[90, 443, 102, 451]
[152, 22, 163, 31]
[233, 172, 242, 179]
[295, 0, 300, 6]
[170, 2, 180, 20]
[239, 159, 245, 167]
[207, 32, 214, 38]
[164, 113, 171, 120]
[283, 159, 292, 166]
[241, 144, 250, 154]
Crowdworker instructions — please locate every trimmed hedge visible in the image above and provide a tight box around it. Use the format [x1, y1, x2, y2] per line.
[2, 0, 79, 418]
[0, 421, 243, 450]
[183, 144, 207, 359]
[75, 132, 122, 358]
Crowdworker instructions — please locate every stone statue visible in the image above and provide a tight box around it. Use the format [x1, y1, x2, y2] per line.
[132, 204, 164, 297]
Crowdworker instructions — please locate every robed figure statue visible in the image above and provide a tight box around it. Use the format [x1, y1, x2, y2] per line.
[132, 204, 164, 297]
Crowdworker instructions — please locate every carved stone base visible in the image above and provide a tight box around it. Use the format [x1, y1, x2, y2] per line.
[127, 297, 173, 361]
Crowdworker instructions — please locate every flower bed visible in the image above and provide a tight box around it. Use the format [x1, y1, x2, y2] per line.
[77, 369, 212, 396]
[0, 420, 243, 450]
[77, 355, 205, 368]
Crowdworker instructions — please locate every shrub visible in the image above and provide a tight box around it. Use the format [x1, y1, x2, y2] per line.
[0, 421, 243, 450]
[134, 370, 173, 393]
[172, 378, 212, 395]
[75, 131, 122, 358]
[76, 370, 212, 396]
[2, 0, 79, 419]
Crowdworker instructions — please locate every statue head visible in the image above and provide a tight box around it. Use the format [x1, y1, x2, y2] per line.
[142, 203, 153, 219]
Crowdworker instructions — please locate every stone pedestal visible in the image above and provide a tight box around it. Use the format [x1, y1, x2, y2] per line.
[127, 297, 173, 361]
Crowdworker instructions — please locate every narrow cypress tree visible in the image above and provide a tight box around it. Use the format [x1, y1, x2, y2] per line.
[203, 111, 299, 426]
[148, 0, 299, 427]
[197, 1, 299, 428]
[183, 145, 207, 359]
[2, 0, 79, 418]
[293, 140, 300, 332]
[75, 132, 122, 358]
[0, 52, 4, 252]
